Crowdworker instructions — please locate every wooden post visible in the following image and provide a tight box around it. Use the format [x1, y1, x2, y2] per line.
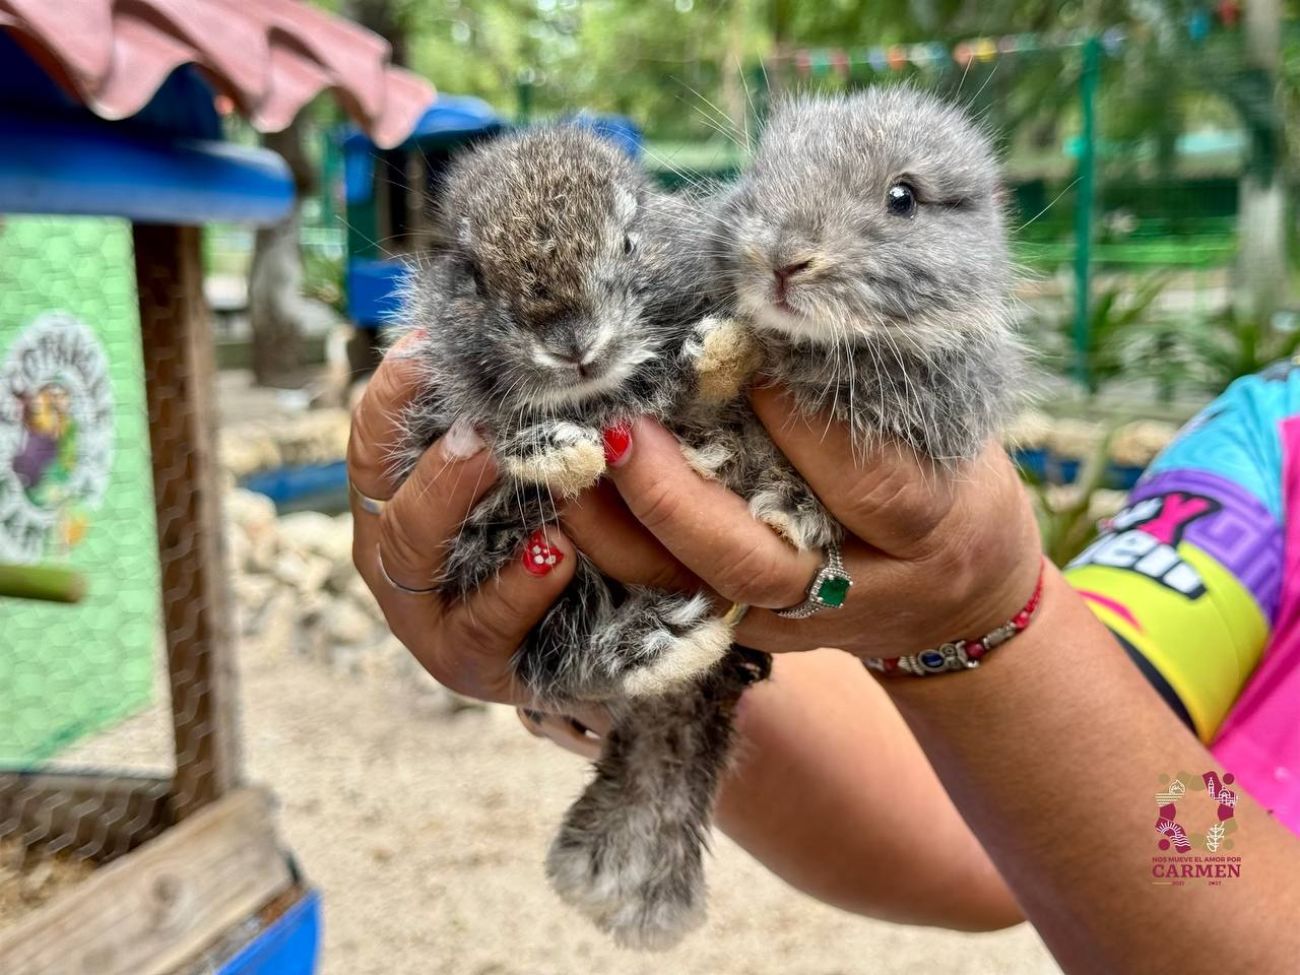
[133, 224, 241, 818]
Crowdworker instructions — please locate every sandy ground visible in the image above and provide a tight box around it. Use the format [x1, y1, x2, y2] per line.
[229, 627, 1062, 974]
[37, 614, 1060, 973]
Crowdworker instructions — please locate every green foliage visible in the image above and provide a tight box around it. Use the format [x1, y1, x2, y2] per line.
[302, 245, 346, 314]
[1022, 424, 1117, 567]
[1175, 309, 1300, 392]
[1058, 272, 1170, 394]
[307, 0, 1295, 153]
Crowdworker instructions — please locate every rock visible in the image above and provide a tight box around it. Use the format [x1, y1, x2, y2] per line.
[324, 600, 379, 647]
[219, 425, 280, 478]
[225, 488, 281, 572]
[345, 574, 381, 615]
[226, 487, 278, 536]
[327, 554, 361, 595]
[226, 521, 252, 573]
[233, 573, 281, 635]
[1089, 489, 1128, 524]
[1047, 418, 1105, 461]
[1003, 409, 1054, 452]
[1110, 420, 1177, 468]
[277, 410, 350, 467]
[278, 511, 341, 557]
[271, 549, 329, 592]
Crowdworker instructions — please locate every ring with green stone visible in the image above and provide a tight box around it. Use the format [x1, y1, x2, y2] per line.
[775, 543, 853, 620]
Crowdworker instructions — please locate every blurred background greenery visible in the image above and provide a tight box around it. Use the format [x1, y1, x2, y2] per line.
[205, 0, 1299, 560]
[220, 0, 1298, 391]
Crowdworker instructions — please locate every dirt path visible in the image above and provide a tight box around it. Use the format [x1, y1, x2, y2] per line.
[235, 621, 1059, 975]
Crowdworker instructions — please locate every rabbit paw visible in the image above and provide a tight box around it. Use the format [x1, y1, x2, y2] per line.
[750, 492, 836, 552]
[683, 315, 764, 405]
[617, 594, 732, 698]
[500, 421, 605, 498]
[547, 818, 707, 951]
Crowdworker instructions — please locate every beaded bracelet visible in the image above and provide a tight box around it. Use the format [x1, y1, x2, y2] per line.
[864, 559, 1046, 677]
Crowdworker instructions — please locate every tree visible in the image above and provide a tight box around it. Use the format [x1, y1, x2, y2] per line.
[247, 119, 318, 387]
[1236, 0, 1286, 325]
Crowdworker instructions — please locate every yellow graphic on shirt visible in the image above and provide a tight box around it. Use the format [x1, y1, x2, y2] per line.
[1067, 544, 1267, 742]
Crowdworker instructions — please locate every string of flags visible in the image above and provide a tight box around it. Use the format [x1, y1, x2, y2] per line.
[771, 2, 1243, 79]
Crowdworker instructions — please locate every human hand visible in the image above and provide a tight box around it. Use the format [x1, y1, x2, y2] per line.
[347, 340, 580, 705]
[561, 386, 1042, 660]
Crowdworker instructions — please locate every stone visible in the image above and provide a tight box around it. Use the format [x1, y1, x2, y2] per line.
[816, 575, 850, 607]
[324, 600, 378, 647]
[1110, 420, 1177, 468]
[219, 426, 281, 478]
[278, 511, 340, 556]
[225, 487, 278, 537]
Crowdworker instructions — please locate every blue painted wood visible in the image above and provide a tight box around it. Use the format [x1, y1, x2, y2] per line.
[1012, 449, 1146, 491]
[346, 259, 409, 329]
[0, 32, 222, 142]
[216, 889, 321, 975]
[0, 114, 293, 225]
[242, 461, 348, 509]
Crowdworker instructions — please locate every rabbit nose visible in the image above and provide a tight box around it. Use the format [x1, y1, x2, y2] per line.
[552, 340, 598, 377]
[773, 260, 812, 301]
[773, 260, 812, 284]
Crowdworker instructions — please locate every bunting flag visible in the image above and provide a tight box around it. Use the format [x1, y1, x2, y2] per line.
[769, 7, 1242, 76]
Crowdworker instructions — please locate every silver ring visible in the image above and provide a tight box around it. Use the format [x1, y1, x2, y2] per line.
[350, 480, 388, 516]
[376, 547, 439, 596]
[775, 543, 853, 620]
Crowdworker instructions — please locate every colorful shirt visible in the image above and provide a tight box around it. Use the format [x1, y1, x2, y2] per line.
[1065, 361, 1300, 834]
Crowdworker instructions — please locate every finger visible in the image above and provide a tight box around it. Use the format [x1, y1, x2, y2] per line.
[375, 423, 496, 592]
[517, 709, 603, 761]
[750, 385, 953, 557]
[560, 481, 700, 593]
[731, 539, 903, 653]
[434, 527, 578, 704]
[346, 330, 428, 501]
[605, 417, 817, 608]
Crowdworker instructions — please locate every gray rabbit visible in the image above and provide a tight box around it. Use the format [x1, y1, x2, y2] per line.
[553, 87, 1028, 949]
[388, 126, 734, 705]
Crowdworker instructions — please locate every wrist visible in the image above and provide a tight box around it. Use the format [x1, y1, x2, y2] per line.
[880, 564, 1073, 711]
[867, 555, 1047, 677]
[938, 486, 1044, 641]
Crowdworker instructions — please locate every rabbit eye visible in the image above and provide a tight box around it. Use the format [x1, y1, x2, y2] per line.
[623, 234, 635, 256]
[887, 183, 917, 218]
[464, 259, 487, 297]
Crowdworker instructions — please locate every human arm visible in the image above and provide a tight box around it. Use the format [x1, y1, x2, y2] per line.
[522, 647, 1025, 931]
[563, 387, 1300, 972]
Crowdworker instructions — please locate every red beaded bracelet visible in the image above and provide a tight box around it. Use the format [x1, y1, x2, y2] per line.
[864, 559, 1047, 677]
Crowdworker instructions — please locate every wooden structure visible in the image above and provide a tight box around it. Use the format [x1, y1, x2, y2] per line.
[0, 2, 433, 971]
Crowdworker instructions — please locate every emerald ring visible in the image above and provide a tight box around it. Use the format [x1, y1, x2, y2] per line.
[775, 543, 853, 620]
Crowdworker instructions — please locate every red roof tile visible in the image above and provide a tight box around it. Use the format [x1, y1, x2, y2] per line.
[0, 0, 434, 148]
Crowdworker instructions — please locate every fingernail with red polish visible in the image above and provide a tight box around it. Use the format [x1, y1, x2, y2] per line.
[602, 423, 632, 467]
[522, 530, 564, 576]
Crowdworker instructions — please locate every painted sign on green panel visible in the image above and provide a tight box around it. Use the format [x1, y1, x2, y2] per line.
[0, 216, 160, 765]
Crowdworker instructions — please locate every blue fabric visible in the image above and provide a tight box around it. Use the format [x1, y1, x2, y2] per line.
[340, 94, 501, 153]
[1147, 363, 1300, 520]
[566, 113, 643, 159]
